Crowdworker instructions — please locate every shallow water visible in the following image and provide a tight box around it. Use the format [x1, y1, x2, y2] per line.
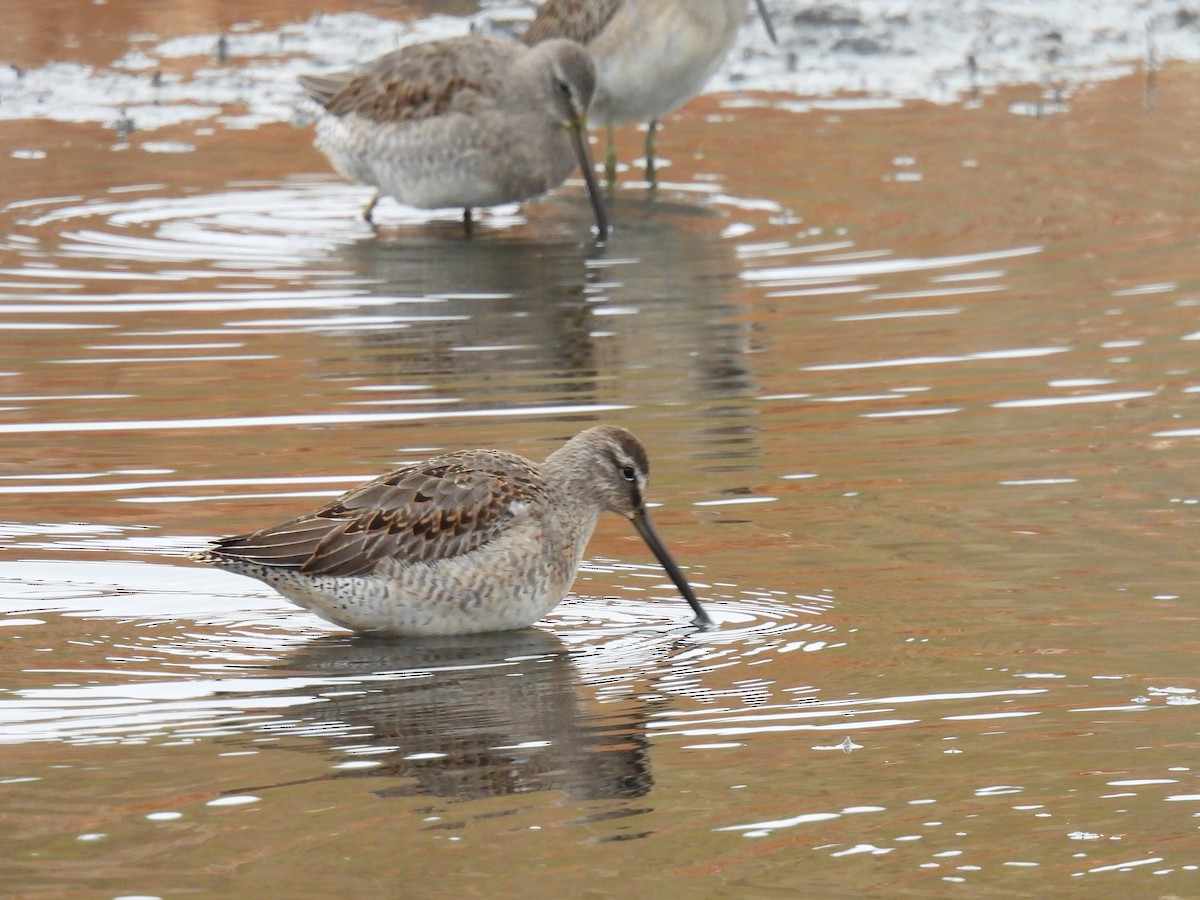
[3, 3, 1200, 897]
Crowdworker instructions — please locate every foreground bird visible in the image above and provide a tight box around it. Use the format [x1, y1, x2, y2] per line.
[194, 425, 711, 637]
[298, 33, 608, 238]
[522, 0, 777, 185]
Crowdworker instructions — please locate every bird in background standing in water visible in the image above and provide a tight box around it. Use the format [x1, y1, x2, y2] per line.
[522, 0, 777, 186]
[298, 32, 609, 237]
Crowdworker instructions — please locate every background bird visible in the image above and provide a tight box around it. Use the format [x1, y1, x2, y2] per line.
[299, 33, 609, 237]
[522, 0, 777, 186]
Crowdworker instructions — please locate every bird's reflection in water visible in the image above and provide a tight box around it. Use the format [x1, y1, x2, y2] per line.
[333, 207, 763, 456]
[335, 234, 602, 405]
[268, 629, 653, 811]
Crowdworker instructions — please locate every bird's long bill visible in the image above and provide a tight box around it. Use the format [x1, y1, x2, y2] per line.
[568, 119, 610, 241]
[632, 508, 713, 627]
[753, 0, 779, 45]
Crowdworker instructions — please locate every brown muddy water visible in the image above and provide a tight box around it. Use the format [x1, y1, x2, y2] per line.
[2, 3, 1200, 898]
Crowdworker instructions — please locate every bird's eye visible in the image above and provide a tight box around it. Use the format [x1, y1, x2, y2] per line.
[555, 78, 572, 99]
[621, 465, 636, 482]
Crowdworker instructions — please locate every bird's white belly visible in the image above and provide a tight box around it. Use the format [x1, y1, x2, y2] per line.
[314, 112, 577, 210]
[266, 524, 590, 637]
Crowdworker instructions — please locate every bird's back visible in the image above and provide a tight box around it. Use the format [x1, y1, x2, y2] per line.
[199, 449, 549, 578]
[299, 33, 517, 125]
[522, 0, 625, 46]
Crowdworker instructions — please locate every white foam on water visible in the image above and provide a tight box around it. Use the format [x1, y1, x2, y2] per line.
[0, 2, 1196, 130]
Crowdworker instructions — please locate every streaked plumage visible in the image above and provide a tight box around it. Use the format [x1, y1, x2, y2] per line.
[299, 33, 608, 237]
[522, 0, 776, 184]
[194, 425, 710, 637]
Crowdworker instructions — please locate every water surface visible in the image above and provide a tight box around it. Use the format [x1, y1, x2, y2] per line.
[2, 3, 1200, 897]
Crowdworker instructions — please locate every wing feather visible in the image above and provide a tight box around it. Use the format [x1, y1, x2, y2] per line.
[299, 34, 515, 125]
[522, 0, 624, 46]
[207, 450, 547, 577]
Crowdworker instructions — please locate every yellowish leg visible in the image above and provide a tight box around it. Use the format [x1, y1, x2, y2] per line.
[604, 119, 618, 188]
[644, 118, 659, 188]
[362, 192, 380, 225]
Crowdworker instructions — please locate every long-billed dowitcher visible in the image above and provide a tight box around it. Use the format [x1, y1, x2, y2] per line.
[522, 0, 776, 185]
[298, 33, 609, 238]
[193, 425, 711, 637]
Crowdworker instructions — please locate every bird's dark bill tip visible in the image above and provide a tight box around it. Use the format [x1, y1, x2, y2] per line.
[631, 509, 713, 626]
[569, 122, 609, 241]
[754, 0, 779, 45]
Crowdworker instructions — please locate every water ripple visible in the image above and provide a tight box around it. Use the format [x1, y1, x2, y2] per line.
[0, 402, 630, 435]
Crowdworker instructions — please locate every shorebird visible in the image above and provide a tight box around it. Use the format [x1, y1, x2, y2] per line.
[194, 425, 711, 637]
[522, 0, 777, 185]
[298, 33, 609, 238]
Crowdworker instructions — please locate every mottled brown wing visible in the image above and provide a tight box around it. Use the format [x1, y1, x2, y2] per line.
[298, 34, 513, 125]
[209, 450, 547, 577]
[522, 0, 624, 46]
